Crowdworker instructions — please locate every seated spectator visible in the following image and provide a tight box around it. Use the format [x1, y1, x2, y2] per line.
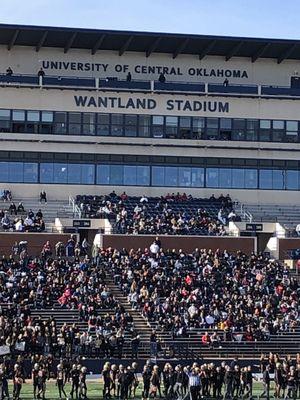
[14, 218, 24, 231]
[218, 208, 227, 225]
[1, 212, 11, 230]
[17, 202, 25, 213]
[228, 209, 237, 221]
[140, 195, 148, 203]
[35, 217, 45, 232]
[202, 332, 211, 346]
[120, 191, 128, 201]
[36, 209, 43, 219]
[8, 202, 17, 215]
[24, 215, 34, 231]
[109, 190, 117, 199]
[28, 209, 35, 219]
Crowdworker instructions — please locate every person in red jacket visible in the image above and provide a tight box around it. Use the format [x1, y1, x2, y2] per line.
[201, 332, 211, 346]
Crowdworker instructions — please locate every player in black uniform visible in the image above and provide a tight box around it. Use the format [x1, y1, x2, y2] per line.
[32, 363, 39, 399]
[102, 362, 111, 399]
[57, 363, 67, 400]
[70, 364, 80, 399]
[110, 364, 118, 398]
[232, 365, 241, 398]
[79, 366, 87, 400]
[214, 366, 224, 398]
[118, 365, 129, 400]
[13, 364, 23, 400]
[142, 364, 152, 400]
[1, 361, 9, 400]
[37, 367, 47, 400]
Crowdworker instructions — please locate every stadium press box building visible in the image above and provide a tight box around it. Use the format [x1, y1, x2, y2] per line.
[1, 24, 300, 204]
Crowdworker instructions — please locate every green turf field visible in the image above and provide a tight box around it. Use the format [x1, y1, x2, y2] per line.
[4, 380, 278, 399]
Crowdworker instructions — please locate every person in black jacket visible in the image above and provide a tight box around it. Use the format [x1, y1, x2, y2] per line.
[223, 366, 233, 400]
[260, 365, 271, 399]
[102, 363, 111, 399]
[142, 364, 152, 400]
[232, 365, 240, 397]
[174, 364, 185, 399]
[286, 367, 296, 400]
[213, 366, 224, 398]
[70, 364, 80, 399]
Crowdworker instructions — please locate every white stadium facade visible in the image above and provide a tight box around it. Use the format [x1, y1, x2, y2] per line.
[0, 24, 300, 204]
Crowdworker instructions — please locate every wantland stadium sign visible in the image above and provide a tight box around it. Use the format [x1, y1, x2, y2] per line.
[42, 60, 248, 79]
[74, 95, 230, 113]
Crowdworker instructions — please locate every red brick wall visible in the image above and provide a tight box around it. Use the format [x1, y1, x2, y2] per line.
[102, 234, 256, 254]
[0, 233, 73, 256]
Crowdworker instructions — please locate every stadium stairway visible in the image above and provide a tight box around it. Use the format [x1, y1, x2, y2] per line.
[105, 276, 153, 342]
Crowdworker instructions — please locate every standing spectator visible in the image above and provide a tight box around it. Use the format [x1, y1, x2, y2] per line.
[40, 190, 47, 203]
[158, 73, 166, 83]
[150, 330, 157, 357]
[131, 332, 140, 359]
[41, 240, 52, 258]
[38, 68, 45, 77]
[6, 67, 13, 76]
[82, 238, 90, 255]
[150, 241, 160, 255]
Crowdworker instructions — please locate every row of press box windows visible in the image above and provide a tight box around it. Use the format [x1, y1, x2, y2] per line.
[0, 109, 300, 142]
[0, 162, 300, 190]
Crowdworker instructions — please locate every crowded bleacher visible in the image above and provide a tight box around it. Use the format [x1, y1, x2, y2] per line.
[98, 246, 299, 341]
[0, 237, 141, 361]
[76, 192, 240, 236]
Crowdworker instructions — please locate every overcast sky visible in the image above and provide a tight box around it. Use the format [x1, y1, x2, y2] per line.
[0, 0, 299, 39]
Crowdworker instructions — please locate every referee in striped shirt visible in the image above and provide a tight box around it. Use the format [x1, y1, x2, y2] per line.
[188, 367, 201, 400]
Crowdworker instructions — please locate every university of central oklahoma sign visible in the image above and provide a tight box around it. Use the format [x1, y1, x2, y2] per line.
[0, 47, 297, 86]
[41, 60, 248, 79]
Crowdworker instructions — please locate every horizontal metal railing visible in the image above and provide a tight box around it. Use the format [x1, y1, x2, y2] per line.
[2, 73, 300, 98]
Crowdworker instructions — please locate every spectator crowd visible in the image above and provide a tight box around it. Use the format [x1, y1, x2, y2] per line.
[0, 237, 140, 364]
[98, 246, 299, 341]
[76, 192, 239, 236]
